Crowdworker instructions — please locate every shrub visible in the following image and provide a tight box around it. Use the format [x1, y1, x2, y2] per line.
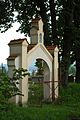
[0, 68, 29, 111]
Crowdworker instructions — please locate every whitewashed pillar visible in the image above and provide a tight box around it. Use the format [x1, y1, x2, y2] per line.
[53, 47, 59, 99]
[7, 39, 28, 105]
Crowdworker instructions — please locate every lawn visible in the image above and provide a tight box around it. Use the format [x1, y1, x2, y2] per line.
[0, 83, 80, 120]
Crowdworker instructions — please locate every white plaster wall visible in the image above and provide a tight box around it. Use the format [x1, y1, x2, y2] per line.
[15, 56, 20, 104]
[8, 56, 20, 104]
[43, 63, 51, 100]
[10, 45, 22, 55]
[7, 60, 15, 67]
[15, 56, 20, 69]
[38, 31, 44, 44]
[9, 40, 28, 56]
[8, 65, 15, 78]
[22, 45, 27, 68]
[30, 27, 38, 44]
[27, 44, 53, 71]
[8, 40, 28, 104]
[39, 19, 43, 32]
[54, 47, 59, 98]
[38, 19, 44, 44]
[20, 44, 28, 104]
[30, 28, 38, 35]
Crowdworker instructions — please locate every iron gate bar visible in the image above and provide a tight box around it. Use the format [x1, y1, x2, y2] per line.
[28, 79, 59, 105]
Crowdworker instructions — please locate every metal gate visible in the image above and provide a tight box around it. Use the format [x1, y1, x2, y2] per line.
[28, 76, 59, 106]
[28, 76, 43, 106]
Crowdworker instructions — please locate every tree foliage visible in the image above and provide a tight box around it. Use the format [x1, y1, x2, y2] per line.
[35, 59, 44, 75]
[13, 0, 51, 44]
[0, 0, 14, 32]
[0, 68, 29, 110]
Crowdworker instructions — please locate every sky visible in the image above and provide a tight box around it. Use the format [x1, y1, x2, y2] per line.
[0, 22, 29, 64]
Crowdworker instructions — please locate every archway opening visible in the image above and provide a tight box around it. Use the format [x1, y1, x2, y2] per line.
[28, 58, 50, 105]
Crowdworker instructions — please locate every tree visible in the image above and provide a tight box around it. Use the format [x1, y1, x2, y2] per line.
[73, 0, 80, 82]
[35, 59, 44, 75]
[61, 0, 75, 86]
[49, 0, 58, 44]
[0, 0, 59, 45]
[1, 0, 80, 86]
[60, 0, 80, 85]
[0, 0, 14, 32]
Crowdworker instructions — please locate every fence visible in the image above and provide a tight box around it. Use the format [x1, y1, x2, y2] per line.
[28, 76, 59, 106]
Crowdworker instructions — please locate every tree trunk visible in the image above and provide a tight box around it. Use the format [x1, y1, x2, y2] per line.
[61, 26, 73, 86]
[61, 0, 74, 87]
[74, 38, 80, 83]
[76, 51, 80, 83]
[61, 50, 71, 87]
[49, 0, 58, 44]
[73, 1, 80, 83]
[39, 1, 50, 45]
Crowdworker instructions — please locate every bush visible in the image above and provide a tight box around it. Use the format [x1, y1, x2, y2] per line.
[0, 68, 29, 111]
[59, 83, 80, 105]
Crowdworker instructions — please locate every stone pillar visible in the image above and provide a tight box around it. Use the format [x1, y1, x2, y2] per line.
[43, 62, 53, 101]
[7, 58, 16, 103]
[53, 47, 59, 99]
[7, 56, 21, 103]
[18, 40, 28, 104]
[43, 64, 50, 101]
[7, 39, 28, 105]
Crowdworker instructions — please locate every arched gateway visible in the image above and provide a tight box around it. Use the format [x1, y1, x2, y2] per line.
[7, 18, 59, 104]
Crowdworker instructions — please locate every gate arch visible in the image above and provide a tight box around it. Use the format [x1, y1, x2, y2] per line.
[27, 43, 53, 101]
[7, 39, 59, 104]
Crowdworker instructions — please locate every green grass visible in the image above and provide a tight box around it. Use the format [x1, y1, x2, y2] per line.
[0, 83, 80, 120]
